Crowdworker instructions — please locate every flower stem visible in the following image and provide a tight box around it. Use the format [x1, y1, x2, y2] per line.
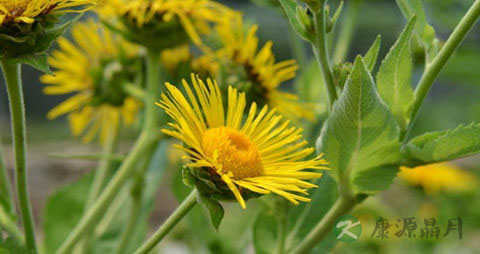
[57, 49, 162, 254]
[0, 60, 37, 253]
[116, 144, 157, 254]
[0, 205, 23, 244]
[0, 133, 14, 215]
[332, 0, 360, 64]
[290, 196, 356, 254]
[402, 0, 480, 141]
[80, 122, 120, 253]
[312, 2, 338, 108]
[133, 189, 198, 254]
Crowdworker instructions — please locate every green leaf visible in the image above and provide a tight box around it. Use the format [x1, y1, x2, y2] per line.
[376, 16, 416, 130]
[8, 53, 51, 74]
[397, 0, 439, 63]
[253, 209, 278, 254]
[317, 56, 401, 195]
[0, 237, 28, 254]
[364, 35, 382, 72]
[43, 173, 93, 253]
[198, 195, 225, 230]
[405, 123, 480, 164]
[278, 0, 311, 41]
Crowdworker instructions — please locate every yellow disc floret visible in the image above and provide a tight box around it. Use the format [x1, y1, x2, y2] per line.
[202, 127, 263, 179]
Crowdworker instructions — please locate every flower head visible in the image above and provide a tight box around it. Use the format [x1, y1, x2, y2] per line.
[0, 0, 95, 25]
[215, 16, 314, 121]
[399, 163, 477, 194]
[159, 74, 328, 208]
[41, 20, 142, 143]
[100, 0, 236, 50]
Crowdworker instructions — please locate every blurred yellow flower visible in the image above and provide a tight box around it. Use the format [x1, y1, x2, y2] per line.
[101, 0, 236, 50]
[216, 16, 314, 121]
[160, 44, 191, 72]
[0, 0, 96, 25]
[399, 163, 477, 194]
[158, 74, 328, 209]
[41, 20, 142, 143]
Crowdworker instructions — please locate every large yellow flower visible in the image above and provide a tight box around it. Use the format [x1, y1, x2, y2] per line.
[0, 0, 96, 25]
[101, 0, 236, 50]
[215, 16, 313, 121]
[159, 74, 328, 208]
[41, 20, 141, 143]
[399, 163, 477, 194]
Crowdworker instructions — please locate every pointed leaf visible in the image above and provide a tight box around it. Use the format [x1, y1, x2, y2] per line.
[397, 0, 439, 63]
[376, 17, 416, 130]
[405, 123, 480, 164]
[278, 0, 310, 40]
[364, 35, 381, 72]
[317, 56, 401, 194]
[8, 53, 51, 74]
[198, 195, 224, 230]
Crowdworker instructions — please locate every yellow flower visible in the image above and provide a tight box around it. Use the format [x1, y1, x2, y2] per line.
[0, 0, 96, 25]
[160, 44, 191, 72]
[158, 74, 328, 209]
[215, 16, 314, 121]
[399, 163, 477, 194]
[101, 0, 236, 50]
[41, 20, 141, 143]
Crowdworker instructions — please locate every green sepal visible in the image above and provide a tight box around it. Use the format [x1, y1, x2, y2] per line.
[198, 194, 225, 230]
[279, 0, 314, 41]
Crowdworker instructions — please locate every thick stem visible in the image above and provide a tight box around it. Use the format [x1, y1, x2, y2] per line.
[403, 0, 480, 141]
[0, 133, 14, 215]
[290, 196, 356, 254]
[332, 0, 360, 64]
[312, 3, 338, 108]
[133, 190, 198, 254]
[1, 60, 37, 253]
[57, 49, 162, 254]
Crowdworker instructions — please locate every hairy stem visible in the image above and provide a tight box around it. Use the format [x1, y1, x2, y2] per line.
[1, 60, 37, 253]
[403, 0, 480, 141]
[312, 2, 338, 108]
[133, 190, 198, 254]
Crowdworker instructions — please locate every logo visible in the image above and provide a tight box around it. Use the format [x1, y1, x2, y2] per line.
[334, 215, 362, 242]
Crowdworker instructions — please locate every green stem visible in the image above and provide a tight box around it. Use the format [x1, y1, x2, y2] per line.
[133, 190, 198, 254]
[290, 196, 356, 254]
[1, 60, 37, 253]
[0, 205, 23, 244]
[0, 133, 14, 215]
[57, 49, 162, 254]
[403, 0, 480, 141]
[312, 2, 338, 108]
[80, 123, 120, 253]
[116, 144, 156, 254]
[332, 0, 360, 64]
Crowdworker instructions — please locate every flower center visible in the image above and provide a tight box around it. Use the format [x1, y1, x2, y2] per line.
[0, 0, 31, 14]
[202, 127, 263, 179]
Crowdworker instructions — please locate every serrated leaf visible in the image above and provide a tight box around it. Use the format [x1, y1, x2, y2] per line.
[198, 195, 224, 230]
[364, 35, 381, 72]
[278, 0, 310, 41]
[376, 17, 416, 130]
[317, 56, 401, 194]
[397, 0, 439, 63]
[405, 123, 480, 164]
